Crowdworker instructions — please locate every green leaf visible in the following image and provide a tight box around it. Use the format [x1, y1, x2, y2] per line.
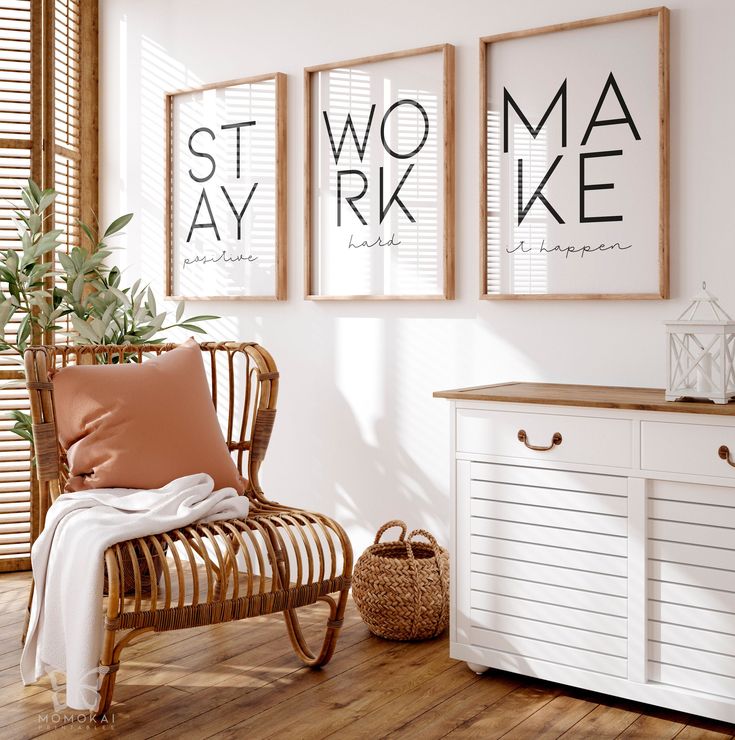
[100, 301, 116, 327]
[182, 314, 219, 322]
[72, 273, 84, 303]
[146, 287, 156, 316]
[9, 425, 33, 443]
[27, 179, 42, 203]
[20, 189, 34, 212]
[70, 248, 85, 272]
[32, 229, 63, 259]
[0, 297, 15, 330]
[108, 286, 129, 306]
[178, 324, 206, 333]
[175, 301, 184, 322]
[52, 287, 66, 309]
[79, 220, 97, 246]
[103, 213, 134, 238]
[108, 265, 121, 288]
[6, 249, 18, 274]
[58, 253, 75, 274]
[7, 281, 19, 301]
[70, 314, 100, 343]
[37, 191, 55, 212]
[17, 313, 31, 349]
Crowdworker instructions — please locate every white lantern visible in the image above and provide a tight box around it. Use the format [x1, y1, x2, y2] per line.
[666, 283, 735, 404]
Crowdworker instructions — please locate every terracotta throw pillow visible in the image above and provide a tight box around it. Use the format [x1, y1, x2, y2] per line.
[53, 339, 246, 493]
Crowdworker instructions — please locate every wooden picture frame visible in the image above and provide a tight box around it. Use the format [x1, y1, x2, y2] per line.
[165, 72, 287, 301]
[480, 7, 669, 300]
[305, 44, 455, 300]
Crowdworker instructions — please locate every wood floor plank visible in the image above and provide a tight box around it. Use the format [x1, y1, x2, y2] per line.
[501, 693, 599, 739]
[208, 635, 452, 739]
[618, 715, 686, 739]
[11, 608, 367, 737]
[0, 587, 31, 607]
[114, 613, 367, 709]
[387, 671, 521, 740]
[116, 614, 312, 691]
[560, 703, 640, 739]
[168, 608, 364, 693]
[95, 626, 380, 740]
[0, 610, 25, 629]
[0, 646, 23, 671]
[442, 682, 561, 739]
[675, 727, 735, 740]
[321, 655, 475, 740]
[0, 573, 32, 585]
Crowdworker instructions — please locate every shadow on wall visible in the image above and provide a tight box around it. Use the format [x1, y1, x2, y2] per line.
[114, 32, 200, 292]
[322, 392, 448, 554]
[253, 311, 461, 556]
[116, 30, 568, 557]
[252, 304, 577, 554]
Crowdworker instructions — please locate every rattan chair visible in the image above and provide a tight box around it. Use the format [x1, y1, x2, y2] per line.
[23, 341, 353, 719]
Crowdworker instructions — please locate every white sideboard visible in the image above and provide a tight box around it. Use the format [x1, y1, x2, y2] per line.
[434, 382, 735, 724]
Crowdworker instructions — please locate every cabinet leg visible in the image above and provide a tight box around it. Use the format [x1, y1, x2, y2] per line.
[467, 661, 489, 675]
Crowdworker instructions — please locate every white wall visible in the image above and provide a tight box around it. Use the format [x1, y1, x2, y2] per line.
[99, 0, 734, 553]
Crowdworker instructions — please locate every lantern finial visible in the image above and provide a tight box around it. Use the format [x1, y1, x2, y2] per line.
[677, 282, 732, 321]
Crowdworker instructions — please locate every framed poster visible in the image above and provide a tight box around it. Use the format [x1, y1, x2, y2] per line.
[305, 44, 455, 300]
[165, 73, 286, 300]
[480, 8, 669, 300]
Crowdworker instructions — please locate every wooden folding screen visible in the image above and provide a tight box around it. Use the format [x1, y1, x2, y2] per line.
[0, 0, 97, 570]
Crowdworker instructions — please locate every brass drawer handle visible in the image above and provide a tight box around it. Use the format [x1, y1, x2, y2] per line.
[718, 445, 735, 468]
[517, 429, 562, 452]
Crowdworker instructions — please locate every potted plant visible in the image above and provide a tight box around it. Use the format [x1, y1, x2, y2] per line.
[0, 179, 217, 442]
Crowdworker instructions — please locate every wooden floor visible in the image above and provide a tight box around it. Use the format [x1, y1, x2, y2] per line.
[1, 571, 734, 739]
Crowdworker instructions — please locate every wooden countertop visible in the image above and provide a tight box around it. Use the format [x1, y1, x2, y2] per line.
[433, 382, 735, 416]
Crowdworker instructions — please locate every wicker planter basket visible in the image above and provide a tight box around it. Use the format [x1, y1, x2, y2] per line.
[352, 520, 449, 640]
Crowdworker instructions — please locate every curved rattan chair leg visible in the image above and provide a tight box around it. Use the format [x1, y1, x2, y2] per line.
[284, 588, 349, 668]
[93, 626, 119, 720]
[94, 626, 154, 721]
[94, 667, 117, 720]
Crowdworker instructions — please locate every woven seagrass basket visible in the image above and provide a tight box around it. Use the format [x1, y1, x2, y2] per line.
[352, 520, 449, 640]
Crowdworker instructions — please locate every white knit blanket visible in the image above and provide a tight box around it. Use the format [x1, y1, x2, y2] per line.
[20, 473, 249, 711]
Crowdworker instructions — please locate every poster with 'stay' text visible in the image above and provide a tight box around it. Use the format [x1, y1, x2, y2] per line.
[310, 48, 449, 298]
[485, 12, 667, 297]
[169, 76, 283, 299]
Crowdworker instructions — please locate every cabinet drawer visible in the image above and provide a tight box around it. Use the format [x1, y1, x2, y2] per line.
[641, 420, 735, 479]
[457, 408, 631, 468]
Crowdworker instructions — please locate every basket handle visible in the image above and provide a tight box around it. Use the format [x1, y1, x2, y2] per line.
[407, 528, 440, 553]
[407, 528, 448, 638]
[374, 520, 407, 545]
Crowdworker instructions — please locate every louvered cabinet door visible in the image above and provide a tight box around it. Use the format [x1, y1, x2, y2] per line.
[648, 479, 735, 699]
[461, 462, 628, 678]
